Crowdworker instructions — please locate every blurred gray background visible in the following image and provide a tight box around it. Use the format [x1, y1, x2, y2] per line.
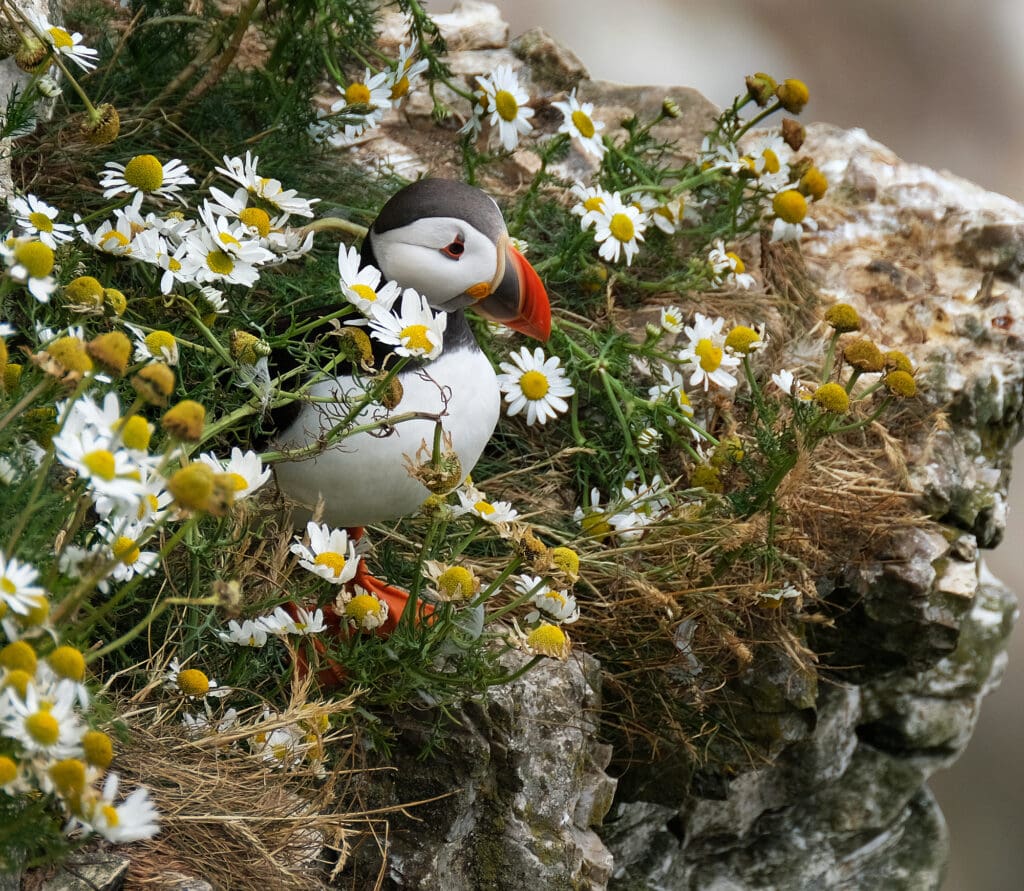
[493, 2, 1024, 889]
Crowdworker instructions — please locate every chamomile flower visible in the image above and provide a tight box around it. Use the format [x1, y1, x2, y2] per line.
[423, 561, 480, 602]
[553, 89, 605, 158]
[744, 133, 789, 180]
[573, 487, 614, 540]
[343, 590, 389, 631]
[608, 472, 671, 540]
[96, 524, 160, 593]
[660, 306, 684, 334]
[197, 447, 271, 500]
[77, 772, 160, 843]
[591, 192, 646, 265]
[0, 237, 57, 303]
[387, 39, 429, 106]
[496, 346, 575, 426]
[367, 287, 447, 359]
[52, 428, 149, 510]
[453, 485, 519, 524]
[770, 189, 818, 243]
[517, 574, 580, 625]
[124, 323, 180, 365]
[771, 368, 796, 394]
[215, 153, 318, 219]
[337, 244, 400, 315]
[99, 154, 195, 203]
[678, 313, 741, 391]
[288, 606, 326, 636]
[570, 183, 613, 231]
[10, 195, 74, 248]
[290, 522, 359, 585]
[77, 194, 145, 256]
[218, 618, 269, 648]
[130, 229, 192, 294]
[329, 67, 393, 141]
[708, 240, 755, 290]
[259, 606, 300, 636]
[648, 195, 698, 234]
[636, 426, 662, 454]
[179, 226, 270, 288]
[26, 11, 99, 71]
[163, 658, 229, 700]
[476, 64, 534, 152]
[1, 683, 83, 759]
[0, 552, 46, 617]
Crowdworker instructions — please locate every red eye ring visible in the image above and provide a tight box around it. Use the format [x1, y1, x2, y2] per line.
[440, 236, 465, 259]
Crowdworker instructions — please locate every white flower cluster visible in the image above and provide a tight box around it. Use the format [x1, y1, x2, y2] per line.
[0, 553, 159, 842]
[573, 472, 672, 544]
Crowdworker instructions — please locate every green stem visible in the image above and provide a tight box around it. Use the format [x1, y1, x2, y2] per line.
[87, 595, 219, 663]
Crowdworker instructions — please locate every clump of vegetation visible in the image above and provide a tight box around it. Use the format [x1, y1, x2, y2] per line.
[0, 0, 923, 882]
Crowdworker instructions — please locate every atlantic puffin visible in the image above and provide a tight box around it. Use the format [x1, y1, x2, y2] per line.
[270, 178, 550, 634]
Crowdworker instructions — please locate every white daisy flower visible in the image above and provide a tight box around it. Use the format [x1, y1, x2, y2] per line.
[573, 487, 613, 539]
[9, 194, 74, 248]
[636, 426, 662, 454]
[570, 183, 613, 228]
[496, 346, 575, 426]
[337, 244, 400, 315]
[123, 322, 180, 365]
[290, 522, 360, 585]
[78, 772, 160, 843]
[27, 11, 99, 71]
[130, 228, 194, 294]
[92, 465, 171, 526]
[178, 228, 268, 288]
[77, 193, 146, 257]
[0, 237, 57, 303]
[648, 195, 699, 234]
[342, 590, 389, 631]
[476, 64, 534, 152]
[770, 189, 818, 243]
[2, 683, 83, 759]
[329, 67, 393, 140]
[163, 658, 230, 700]
[197, 447, 271, 500]
[744, 133, 790, 179]
[387, 39, 429, 106]
[99, 154, 195, 203]
[552, 89, 605, 158]
[646, 365, 695, 422]
[453, 486, 519, 524]
[591, 192, 646, 265]
[771, 368, 796, 395]
[215, 152, 318, 219]
[259, 606, 300, 636]
[288, 606, 326, 636]
[182, 707, 238, 738]
[96, 524, 161, 593]
[708, 240, 755, 289]
[609, 472, 670, 541]
[516, 574, 580, 625]
[52, 428, 150, 511]
[367, 287, 446, 359]
[219, 618, 270, 648]
[677, 313, 741, 391]
[660, 306, 684, 334]
[0, 551, 46, 617]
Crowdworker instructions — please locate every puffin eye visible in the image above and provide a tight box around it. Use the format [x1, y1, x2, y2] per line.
[440, 236, 465, 260]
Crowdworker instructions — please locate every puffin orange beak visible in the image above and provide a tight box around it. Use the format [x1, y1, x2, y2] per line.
[474, 241, 551, 341]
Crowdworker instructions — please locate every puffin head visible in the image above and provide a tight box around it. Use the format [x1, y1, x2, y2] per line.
[362, 178, 551, 340]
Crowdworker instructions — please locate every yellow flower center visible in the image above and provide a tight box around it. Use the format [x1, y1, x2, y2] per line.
[13, 240, 54, 278]
[224, 472, 249, 491]
[83, 729, 114, 768]
[26, 711, 60, 746]
[519, 369, 550, 401]
[145, 330, 176, 356]
[725, 326, 759, 354]
[218, 230, 241, 250]
[580, 512, 612, 539]
[571, 109, 596, 138]
[812, 382, 850, 413]
[437, 566, 475, 600]
[101, 230, 130, 251]
[177, 668, 210, 697]
[772, 189, 807, 224]
[83, 449, 117, 480]
[0, 640, 37, 673]
[345, 82, 371, 105]
[239, 207, 271, 237]
[762, 148, 780, 174]
[206, 250, 235, 275]
[494, 89, 519, 122]
[0, 578, 14, 595]
[102, 804, 120, 827]
[113, 536, 141, 566]
[117, 415, 152, 451]
[123, 155, 165, 192]
[390, 75, 410, 100]
[583, 196, 604, 213]
[543, 589, 567, 608]
[608, 212, 635, 243]
[0, 755, 17, 785]
[28, 211, 54, 232]
[346, 593, 383, 621]
[695, 338, 723, 372]
[400, 324, 433, 353]
[21, 596, 49, 627]
[473, 500, 496, 516]
[550, 546, 579, 578]
[48, 645, 85, 681]
[527, 623, 568, 654]
[50, 758, 87, 796]
[351, 283, 378, 303]
[137, 493, 161, 520]
[726, 252, 745, 274]
[48, 27, 74, 49]
[314, 551, 349, 578]
[4, 669, 32, 698]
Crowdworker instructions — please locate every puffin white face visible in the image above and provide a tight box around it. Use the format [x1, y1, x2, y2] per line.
[370, 215, 502, 312]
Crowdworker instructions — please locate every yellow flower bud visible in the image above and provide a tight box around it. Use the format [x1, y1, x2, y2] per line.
[64, 276, 105, 309]
[813, 382, 850, 413]
[526, 623, 570, 659]
[167, 462, 216, 511]
[162, 399, 206, 441]
[48, 645, 85, 682]
[824, 303, 861, 333]
[82, 729, 114, 768]
[843, 337, 884, 373]
[87, 331, 133, 376]
[799, 167, 828, 202]
[0, 640, 37, 674]
[132, 362, 176, 406]
[104, 287, 128, 315]
[884, 370, 918, 398]
[776, 78, 809, 114]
